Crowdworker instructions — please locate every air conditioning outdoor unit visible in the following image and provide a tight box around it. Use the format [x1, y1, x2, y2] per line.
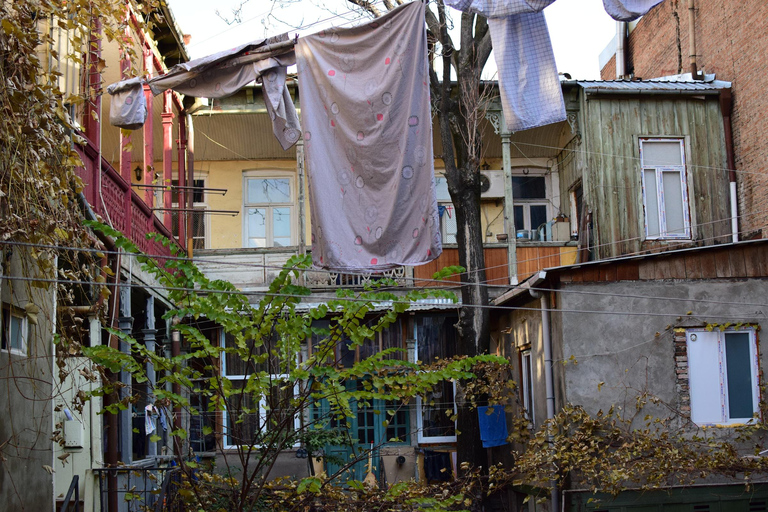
[480, 170, 505, 198]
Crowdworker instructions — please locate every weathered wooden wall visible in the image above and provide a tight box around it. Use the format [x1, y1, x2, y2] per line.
[576, 93, 731, 260]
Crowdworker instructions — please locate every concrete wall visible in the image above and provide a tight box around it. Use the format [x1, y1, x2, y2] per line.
[556, 278, 768, 431]
[0, 248, 56, 510]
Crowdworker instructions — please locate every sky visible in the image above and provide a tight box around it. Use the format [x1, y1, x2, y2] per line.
[167, 0, 617, 80]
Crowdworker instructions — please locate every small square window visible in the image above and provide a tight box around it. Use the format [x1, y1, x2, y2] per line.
[2, 308, 27, 356]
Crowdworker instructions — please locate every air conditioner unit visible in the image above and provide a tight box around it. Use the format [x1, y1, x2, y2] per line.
[480, 170, 505, 198]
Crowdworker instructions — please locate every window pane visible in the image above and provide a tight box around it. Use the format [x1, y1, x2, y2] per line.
[434, 177, 451, 202]
[386, 401, 409, 442]
[247, 208, 267, 247]
[421, 380, 455, 438]
[512, 176, 546, 199]
[192, 179, 205, 203]
[641, 140, 683, 166]
[417, 316, 457, 362]
[439, 204, 457, 244]
[643, 169, 660, 237]
[725, 332, 754, 419]
[265, 379, 295, 434]
[226, 380, 260, 446]
[192, 208, 206, 249]
[273, 207, 292, 246]
[9, 315, 22, 351]
[530, 205, 548, 232]
[247, 178, 291, 204]
[662, 170, 685, 236]
[513, 205, 524, 232]
[522, 351, 534, 421]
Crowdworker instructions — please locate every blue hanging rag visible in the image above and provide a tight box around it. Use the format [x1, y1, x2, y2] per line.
[478, 405, 508, 448]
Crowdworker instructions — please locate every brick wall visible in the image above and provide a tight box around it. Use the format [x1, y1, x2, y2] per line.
[673, 329, 690, 416]
[603, 0, 768, 238]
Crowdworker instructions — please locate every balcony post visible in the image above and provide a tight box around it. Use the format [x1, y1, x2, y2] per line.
[486, 111, 518, 285]
[142, 49, 155, 207]
[143, 295, 157, 458]
[161, 91, 175, 233]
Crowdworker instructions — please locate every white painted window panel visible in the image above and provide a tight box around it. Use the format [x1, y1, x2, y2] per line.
[687, 331, 723, 425]
[643, 169, 660, 238]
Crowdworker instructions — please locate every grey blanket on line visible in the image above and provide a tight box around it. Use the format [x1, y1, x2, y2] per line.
[296, 1, 442, 271]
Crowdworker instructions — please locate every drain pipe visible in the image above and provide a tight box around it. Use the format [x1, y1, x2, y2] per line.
[529, 272, 558, 511]
[688, 0, 700, 79]
[719, 89, 739, 242]
[615, 21, 627, 79]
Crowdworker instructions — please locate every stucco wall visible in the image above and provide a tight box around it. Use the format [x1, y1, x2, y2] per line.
[0, 248, 56, 510]
[556, 278, 768, 430]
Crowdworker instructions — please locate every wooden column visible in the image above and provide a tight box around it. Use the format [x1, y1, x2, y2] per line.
[161, 91, 175, 233]
[142, 49, 154, 207]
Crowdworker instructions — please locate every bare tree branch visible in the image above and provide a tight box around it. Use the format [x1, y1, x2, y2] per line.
[345, 0, 383, 17]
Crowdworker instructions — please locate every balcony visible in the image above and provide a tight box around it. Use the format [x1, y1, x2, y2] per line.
[76, 136, 181, 260]
[194, 242, 577, 299]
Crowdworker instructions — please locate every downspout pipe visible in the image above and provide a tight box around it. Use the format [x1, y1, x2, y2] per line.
[688, 0, 700, 79]
[529, 272, 558, 511]
[719, 89, 739, 242]
[615, 21, 627, 79]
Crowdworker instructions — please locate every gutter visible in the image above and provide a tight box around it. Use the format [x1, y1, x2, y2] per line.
[582, 87, 722, 96]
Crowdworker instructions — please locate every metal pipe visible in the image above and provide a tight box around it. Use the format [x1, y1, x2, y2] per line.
[688, 0, 699, 79]
[719, 89, 738, 241]
[615, 21, 627, 79]
[529, 273, 557, 511]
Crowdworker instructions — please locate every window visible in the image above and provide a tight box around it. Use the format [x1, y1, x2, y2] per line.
[415, 315, 457, 443]
[521, 349, 534, 427]
[1, 306, 27, 356]
[640, 138, 690, 239]
[686, 329, 759, 426]
[171, 178, 207, 249]
[512, 175, 549, 233]
[434, 177, 457, 244]
[221, 331, 299, 448]
[243, 176, 293, 248]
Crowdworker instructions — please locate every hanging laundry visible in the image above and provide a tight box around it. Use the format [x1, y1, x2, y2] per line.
[144, 404, 157, 435]
[603, 0, 665, 21]
[296, 1, 442, 271]
[107, 34, 300, 149]
[477, 404, 508, 448]
[106, 77, 147, 130]
[445, 0, 668, 130]
[444, 0, 563, 132]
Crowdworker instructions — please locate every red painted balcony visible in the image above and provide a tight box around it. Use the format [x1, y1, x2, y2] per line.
[76, 136, 182, 261]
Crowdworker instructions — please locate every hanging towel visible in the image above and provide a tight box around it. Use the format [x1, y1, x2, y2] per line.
[296, 1, 442, 271]
[106, 77, 147, 130]
[603, 0, 665, 21]
[478, 404, 508, 448]
[444, 0, 564, 132]
[108, 34, 300, 149]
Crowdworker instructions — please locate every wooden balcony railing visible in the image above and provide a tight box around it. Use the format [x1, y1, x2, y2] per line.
[76, 136, 181, 261]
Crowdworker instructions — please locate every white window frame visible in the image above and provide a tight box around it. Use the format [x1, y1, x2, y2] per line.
[415, 380, 458, 444]
[2, 307, 27, 357]
[686, 328, 760, 426]
[220, 331, 300, 449]
[439, 202, 457, 244]
[639, 138, 691, 240]
[521, 349, 535, 427]
[242, 173, 296, 248]
[414, 326, 457, 444]
[510, 169, 553, 233]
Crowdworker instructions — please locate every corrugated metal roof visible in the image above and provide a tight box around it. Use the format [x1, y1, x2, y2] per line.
[574, 78, 731, 94]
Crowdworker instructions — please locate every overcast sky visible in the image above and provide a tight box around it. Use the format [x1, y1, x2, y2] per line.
[167, 0, 617, 80]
